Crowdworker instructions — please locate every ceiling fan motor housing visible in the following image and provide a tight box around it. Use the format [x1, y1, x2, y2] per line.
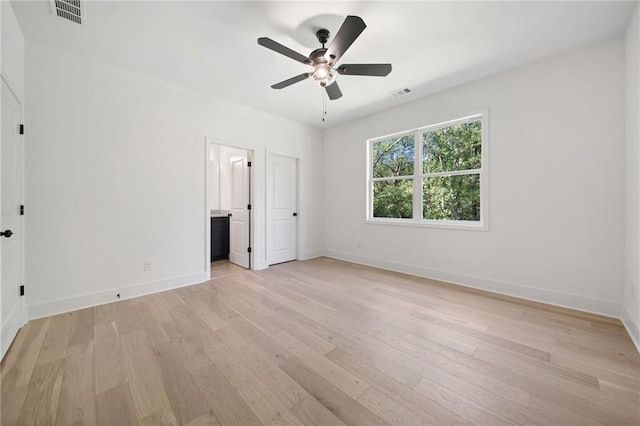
[316, 29, 330, 46]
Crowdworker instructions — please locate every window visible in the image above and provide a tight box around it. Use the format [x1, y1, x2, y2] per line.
[368, 112, 487, 229]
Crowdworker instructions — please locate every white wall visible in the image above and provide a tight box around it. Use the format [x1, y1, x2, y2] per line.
[1, 1, 25, 101]
[323, 37, 626, 317]
[25, 41, 323, 319]
[623, 5, 640, 349]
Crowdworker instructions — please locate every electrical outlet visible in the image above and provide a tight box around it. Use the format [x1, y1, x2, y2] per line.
[143, 261, 152, 272]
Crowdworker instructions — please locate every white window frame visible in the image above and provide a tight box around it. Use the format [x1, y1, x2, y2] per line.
[366, 110, 489, 231]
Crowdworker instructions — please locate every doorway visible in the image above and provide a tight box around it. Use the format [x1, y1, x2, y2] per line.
[1, 77, 25, 359]
[208, 143, 252, 271]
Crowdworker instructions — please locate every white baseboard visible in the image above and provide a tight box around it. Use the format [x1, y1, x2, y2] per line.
[28, 272, 210, 320]
[299, 249, 324, 261]
[322, 250, 620, 318]
[1, 304, 21, 361]
[254, 260, 269, 270]
[621, 304, 640, 353]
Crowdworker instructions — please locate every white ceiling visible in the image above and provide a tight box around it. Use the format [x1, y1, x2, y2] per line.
[11, 1, 637, 129]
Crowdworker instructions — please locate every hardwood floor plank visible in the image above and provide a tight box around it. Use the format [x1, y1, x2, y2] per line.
[191, 362, 262, 426]
[400, 354, 553, 424]
[215, 325, 309, 408]
[112, 300, 143, 335]
[184, 410, 221, 426]
[68, 308, 94, 347]
[96, 383, 138, 426]
[325, 347, 473, 425]
[15, 359, 65, 425]
[94, 321, 127, 394]
[55, 342, 96, 426]
[204, 341, 305, 425]
[134, 303, 171, 347]
[184, 298, 227, 331]
[3, 258, 638, 425]
[273, 330, 370, 399]
[280, 356, 390, 426]
[276, 305, 422, 388]
[226, 315, 294, 365]
[120, 330, 175, 422]
[358, 385, 436, 426]
[268, 312, 336, 355]
[150, 341, 211, 424]
[93, 303, 115, 325]
[1, 317, 49, 388]
[35, 312, 75, 366]
[290, 395, 346, 426]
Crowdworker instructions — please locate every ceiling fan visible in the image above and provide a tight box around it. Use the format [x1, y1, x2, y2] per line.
[257, 15, 392, 100]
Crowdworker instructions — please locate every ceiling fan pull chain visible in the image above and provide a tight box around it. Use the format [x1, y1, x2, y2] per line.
[322, 89, 326, 122]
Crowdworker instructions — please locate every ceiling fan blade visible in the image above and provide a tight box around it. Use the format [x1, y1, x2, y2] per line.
[325, 81, 343, 100]
[271, 73, 310, 89]
[337, 63, 392, 77]
[325, 15, 366, 64]
[258, 37, 311, 65]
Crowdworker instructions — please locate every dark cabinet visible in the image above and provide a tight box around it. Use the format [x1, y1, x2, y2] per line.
[211, 216, 230, 261]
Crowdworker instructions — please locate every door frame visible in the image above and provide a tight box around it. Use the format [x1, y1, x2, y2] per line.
[1, 74, 27, 358]
[265, 150, 300, 265]
[204, 138, 254, 274]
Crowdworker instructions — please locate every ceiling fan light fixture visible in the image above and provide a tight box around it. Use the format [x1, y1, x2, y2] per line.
[310, 63, 337, 87]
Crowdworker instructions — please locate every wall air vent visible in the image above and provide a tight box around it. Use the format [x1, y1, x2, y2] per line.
[389, 87, 411, 98]
[51, 0, 82, 24]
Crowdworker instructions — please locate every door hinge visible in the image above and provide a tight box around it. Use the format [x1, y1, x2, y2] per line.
[247, 204, 252, 210]
[20, 205, 24, 216]
[247, 161, 252, 167]
[19, 124, 24, 135]
[20, 285, 25, 296]
[247, 247, 252, 253]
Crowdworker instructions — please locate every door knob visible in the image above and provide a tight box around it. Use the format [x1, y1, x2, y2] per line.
[293, 212, 298, 217]
[1, 229, 13, 238]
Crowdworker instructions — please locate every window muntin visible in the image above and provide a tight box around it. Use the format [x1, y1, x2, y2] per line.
[368, 113, 487, 229]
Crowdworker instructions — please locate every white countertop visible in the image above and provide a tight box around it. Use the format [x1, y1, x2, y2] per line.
[211, 210, 230, 218]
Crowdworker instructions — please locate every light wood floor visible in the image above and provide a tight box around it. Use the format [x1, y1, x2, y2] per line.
[2, 257, 639, 425]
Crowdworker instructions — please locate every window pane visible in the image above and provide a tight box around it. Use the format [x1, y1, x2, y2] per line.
[423, 120, 481, 173]
[423, 174, 480, 221]
[371, 134, 415, 178]
[373, 179, 413, 219]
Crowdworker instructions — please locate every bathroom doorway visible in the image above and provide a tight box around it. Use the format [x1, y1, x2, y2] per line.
[208, 142, 252, 272]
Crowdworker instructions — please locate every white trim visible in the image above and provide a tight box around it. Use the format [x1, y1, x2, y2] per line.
[204, 138, 211, 277]
[1, 304, 21, 360]
[322, 250, 620, 318]
[299, 249, 324, 261]
[621, 304, 640, 354]
[28, 272, 210, 320]
[364, 218, 489, 231]
[254, 259, 269, 270]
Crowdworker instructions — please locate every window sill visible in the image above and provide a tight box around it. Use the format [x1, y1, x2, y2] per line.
[365, 218, 489, 231]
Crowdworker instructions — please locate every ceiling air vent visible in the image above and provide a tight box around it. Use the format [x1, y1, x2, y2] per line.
[389, 87, 411, 98]
[51, 0, 82, 24]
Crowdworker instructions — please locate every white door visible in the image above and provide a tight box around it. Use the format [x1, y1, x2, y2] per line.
[266, 153, 297, 265]
[1, 78, 24, 359]
[229, 157, 250, 269]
